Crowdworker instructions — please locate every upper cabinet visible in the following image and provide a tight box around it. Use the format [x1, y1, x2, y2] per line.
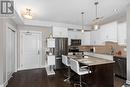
[90, 21, 118, 45]
[100, 21, 118, 42]
[90, 30, 103, 45]
[80, 32, 90, 45]
[52, 21, 127, 46]
[68, 31, 90, 45]
[53, 27, 68, 37]
[117, 22, 127, 45]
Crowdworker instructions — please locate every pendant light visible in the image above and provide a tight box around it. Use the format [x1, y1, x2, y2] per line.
[81, 12, 85, 32]
[92, 1, 103, 30]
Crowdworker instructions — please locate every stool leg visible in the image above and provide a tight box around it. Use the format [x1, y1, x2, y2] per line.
[80, 75, 82, 87]
[68, 66, 70, 78]
[74, 75, 82, 87]
[64, 67, 71, 83]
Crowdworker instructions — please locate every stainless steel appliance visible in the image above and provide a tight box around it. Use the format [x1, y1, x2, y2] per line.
[54, 38, 68, 69]
[113, 56, 127, 79]
[69, 46, 79, 52]
[69, 39, 81, 52]
[71, 39, 81, 46]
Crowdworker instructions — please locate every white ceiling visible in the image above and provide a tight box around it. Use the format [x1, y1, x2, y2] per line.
[15, 0, 129, 26]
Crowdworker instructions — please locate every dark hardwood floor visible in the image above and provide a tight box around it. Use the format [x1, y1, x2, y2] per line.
[7, 68, 125, 87]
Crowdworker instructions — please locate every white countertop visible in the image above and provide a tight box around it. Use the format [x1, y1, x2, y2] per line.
[83, 52, 113, 61]
[68, 55, 115, 66]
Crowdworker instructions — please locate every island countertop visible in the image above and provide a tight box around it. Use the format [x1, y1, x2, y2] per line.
[67, 55, 115, 66]
[67, 55, 115, 87]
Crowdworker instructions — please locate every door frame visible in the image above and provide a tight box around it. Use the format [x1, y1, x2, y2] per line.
[19, 31, 42, 70]
[6, 23, 17, 83]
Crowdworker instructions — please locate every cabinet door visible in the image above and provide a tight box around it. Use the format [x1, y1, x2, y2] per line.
[53, 27, 68, 37]
[90, 30, 102, 45]
[68, 31, 79, 45]
[101, 22, 117, 42]
[81, 32, 90, 45]
[118, 22, 127, 45]
[90, 31, 97, 45]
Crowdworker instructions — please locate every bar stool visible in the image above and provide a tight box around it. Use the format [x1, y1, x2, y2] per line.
[69, 58, 91, 87]
[62, 55, 71, 83]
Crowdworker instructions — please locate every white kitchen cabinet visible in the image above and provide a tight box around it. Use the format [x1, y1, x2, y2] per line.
[117, 22, 127, 45]
[90, 29, 104, 45]
[90, 30, 97, 45]
[53, 27, 68, 37]
[68, 31, 81, 45]
[68, 31, 90, 45]
[81, 32, 90, 45]
[90, 21, 118, 45]
[101, 21, 118, 42]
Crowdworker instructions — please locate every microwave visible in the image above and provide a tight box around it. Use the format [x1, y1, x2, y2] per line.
[71, 39, 81, 46]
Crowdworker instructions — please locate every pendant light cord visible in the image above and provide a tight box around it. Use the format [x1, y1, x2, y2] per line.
[95, 2, 99, 19]
[81, 12, 84, 31]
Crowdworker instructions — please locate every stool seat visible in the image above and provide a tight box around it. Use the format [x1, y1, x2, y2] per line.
[69, 58, 91, 87]
[78, 68, 89, 75]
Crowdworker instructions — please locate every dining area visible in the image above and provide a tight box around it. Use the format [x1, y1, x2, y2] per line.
[62, 53, 115, 87]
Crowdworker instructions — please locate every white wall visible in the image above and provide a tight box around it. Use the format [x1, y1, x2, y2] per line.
[17, 25, 51, 69]
[0, 18, 4, 86]
[127, 4, 130, 85]
[0, 18, 17, 86]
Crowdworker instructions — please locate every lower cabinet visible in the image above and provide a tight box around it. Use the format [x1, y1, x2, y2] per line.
[113, 56, 127, 79]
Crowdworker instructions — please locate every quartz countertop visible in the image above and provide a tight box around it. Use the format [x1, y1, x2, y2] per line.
[68, 55, 115, 66]
[83, 52, 113, 60]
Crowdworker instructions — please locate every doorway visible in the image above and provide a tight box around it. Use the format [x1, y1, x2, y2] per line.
[20, 31, 42, 70]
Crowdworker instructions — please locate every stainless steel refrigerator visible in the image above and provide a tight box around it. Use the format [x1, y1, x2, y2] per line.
[54, 38, 68, 70]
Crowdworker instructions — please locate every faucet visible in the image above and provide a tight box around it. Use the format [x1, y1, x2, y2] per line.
[111, 46, 115, 55]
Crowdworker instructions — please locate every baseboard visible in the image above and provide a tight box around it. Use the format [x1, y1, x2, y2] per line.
[40, 65, 46, 68]
[17, 68, 23, 71]
[3, 81, 8, 87]
[126, 80, 130, 85]
[18, 66, 46, 71]
[15, 69, 18, 72]
[0, 84, 3, 87]
[0, 81, 8, 87]
[41, 65, 48, 68]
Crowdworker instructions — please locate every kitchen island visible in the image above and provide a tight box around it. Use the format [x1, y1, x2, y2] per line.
[68, 55, 115, 87]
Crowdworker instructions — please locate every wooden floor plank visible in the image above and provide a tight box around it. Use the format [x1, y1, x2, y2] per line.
[6, 68, 125, 87]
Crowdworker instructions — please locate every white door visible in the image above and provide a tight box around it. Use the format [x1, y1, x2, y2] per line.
[20, 32, 42, 70]
[6, 27, 15, 80]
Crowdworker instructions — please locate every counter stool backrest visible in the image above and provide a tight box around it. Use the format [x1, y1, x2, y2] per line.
[62, 55, 69, 66]
[69, 58, 79, 73]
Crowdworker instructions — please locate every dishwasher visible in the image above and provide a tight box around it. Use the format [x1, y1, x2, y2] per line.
[113, 56, 127, 79]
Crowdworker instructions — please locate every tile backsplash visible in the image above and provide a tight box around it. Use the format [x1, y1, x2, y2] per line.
[78, 41, 127, 57]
